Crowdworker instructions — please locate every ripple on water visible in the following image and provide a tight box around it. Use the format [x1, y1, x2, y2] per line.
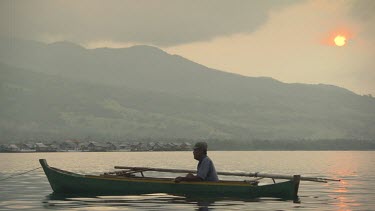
[1, 151, 374, 211]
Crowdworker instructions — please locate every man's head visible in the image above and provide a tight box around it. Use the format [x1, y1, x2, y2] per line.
[193, 142, 207, 160]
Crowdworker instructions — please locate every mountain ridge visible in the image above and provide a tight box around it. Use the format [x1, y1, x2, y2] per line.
[0, 37, 353, 94]
[0, 38, 374, 143]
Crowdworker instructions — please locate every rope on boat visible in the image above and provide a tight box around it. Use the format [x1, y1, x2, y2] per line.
[0, 167, 42, 182]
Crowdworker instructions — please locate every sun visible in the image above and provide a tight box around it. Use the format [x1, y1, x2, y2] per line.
[334, 35, 346, 46]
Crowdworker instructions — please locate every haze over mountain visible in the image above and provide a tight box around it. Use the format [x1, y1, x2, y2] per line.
[1, 37, 374, 143]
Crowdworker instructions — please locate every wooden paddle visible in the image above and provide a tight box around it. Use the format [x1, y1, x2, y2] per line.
[114, 166, 340, 183]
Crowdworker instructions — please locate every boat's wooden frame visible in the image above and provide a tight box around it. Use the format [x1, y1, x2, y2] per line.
[39, 159, 300, 199]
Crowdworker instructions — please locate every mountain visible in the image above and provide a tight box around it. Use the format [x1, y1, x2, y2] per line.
[0, 37, 355, 103]
[0, 37, 374, 143]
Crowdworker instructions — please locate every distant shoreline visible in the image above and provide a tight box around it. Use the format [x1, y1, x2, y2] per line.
[2, 139, 374, 152]
[1, 149, 374, 153]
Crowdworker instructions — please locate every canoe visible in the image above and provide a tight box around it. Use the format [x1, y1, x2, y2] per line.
[39, 159, 300, 199]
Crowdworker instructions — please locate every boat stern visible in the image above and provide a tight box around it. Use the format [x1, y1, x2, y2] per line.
[293, 175, 301, 199]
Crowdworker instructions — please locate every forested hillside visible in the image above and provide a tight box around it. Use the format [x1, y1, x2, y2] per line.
[0, 38, 374, 143]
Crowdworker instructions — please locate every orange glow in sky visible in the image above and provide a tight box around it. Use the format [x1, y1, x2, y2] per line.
[322, 28, 354, 47]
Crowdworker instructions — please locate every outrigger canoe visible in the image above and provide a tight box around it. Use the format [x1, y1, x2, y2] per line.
[39, 159, 337, 199]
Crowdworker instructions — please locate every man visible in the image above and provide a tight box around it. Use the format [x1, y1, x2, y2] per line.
[175, 142, 219, 182]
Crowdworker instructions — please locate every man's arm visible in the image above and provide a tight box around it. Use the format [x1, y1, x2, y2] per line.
[174, 173, 203, 183]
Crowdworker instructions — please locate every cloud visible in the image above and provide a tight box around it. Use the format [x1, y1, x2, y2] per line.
[0, 0, 302, 46]
[165, 0, 375, 95]
[349, 0, 375, 20]
[1, 0, 373, 95]
[347, 0, 375, 39]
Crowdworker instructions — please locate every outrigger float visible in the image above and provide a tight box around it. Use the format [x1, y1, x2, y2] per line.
[39, 159, 339, 199]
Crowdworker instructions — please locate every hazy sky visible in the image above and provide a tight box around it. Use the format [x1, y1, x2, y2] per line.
[1, 0, 374, 95]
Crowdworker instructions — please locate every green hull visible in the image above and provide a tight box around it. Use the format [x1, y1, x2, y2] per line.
[40, 159, 299, 199]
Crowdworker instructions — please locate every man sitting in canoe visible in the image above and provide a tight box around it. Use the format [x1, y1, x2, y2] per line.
[175, 142, 219, 182]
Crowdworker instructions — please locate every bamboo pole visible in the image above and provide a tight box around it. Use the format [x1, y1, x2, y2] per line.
[114, 166, 340, 183]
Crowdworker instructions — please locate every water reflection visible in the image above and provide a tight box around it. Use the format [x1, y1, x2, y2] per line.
[45, 193, 197, 210]
[1, 151, 374, 210]
[44, 193, 296, 211]
[328, 179, 362, 211]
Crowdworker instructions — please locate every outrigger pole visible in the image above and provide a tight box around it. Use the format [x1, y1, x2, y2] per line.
[114, 166, 340, 183]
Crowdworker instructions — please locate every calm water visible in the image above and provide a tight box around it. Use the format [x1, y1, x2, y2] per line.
[0, 151, 374, 211]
